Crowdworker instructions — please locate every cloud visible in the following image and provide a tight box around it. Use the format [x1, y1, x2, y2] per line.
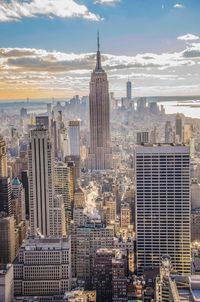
[0, 42, 200, 98]
[0, 0, 101, 22]
[173, 3, 185, 9]
[178, 34, 199, 41]
[94, 0, 120, 5]
[182, 43, 200, 58]
[0, 47, 195, 73]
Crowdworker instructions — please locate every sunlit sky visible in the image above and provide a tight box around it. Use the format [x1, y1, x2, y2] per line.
[0, 0, 200, 99]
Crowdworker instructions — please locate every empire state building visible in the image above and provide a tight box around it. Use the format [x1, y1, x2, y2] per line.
[88, 33, 112, 170]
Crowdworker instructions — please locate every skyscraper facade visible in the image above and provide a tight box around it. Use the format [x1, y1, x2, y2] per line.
[175, 113, 183, 143]
[126, 80, 132, 100]
[68, 120, 80, 157]
[14, 237, 71, 298]
[137, 131, 149, 144]
[0, 177, 12, 216]
[0, 135, 7, 177]
[88, 34, 112, 170]
[0, 214, 16, 264]
[28, 126, 54, 237]
[135, 145, 191, 275]
[76, 224, 114, 288]
[165, 121, 174, 144]
[54, 162, 71, 231]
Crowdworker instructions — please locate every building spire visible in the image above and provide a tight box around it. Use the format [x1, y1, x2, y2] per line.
[95, 31, 102, 71]
[97, 30, 100, 52]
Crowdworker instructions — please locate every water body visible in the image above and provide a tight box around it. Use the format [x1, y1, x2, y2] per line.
[159, 100, 200, 119]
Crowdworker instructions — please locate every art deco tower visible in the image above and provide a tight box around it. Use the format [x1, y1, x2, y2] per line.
[88, 33, 112, 170]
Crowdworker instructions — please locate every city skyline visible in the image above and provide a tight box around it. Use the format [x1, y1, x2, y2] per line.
[1, 2, 200, 300]
[0, 0, 200, 99]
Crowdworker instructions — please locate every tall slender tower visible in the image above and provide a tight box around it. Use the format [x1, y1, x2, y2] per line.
[28, 126, 54, 236]
[0, 135, 7, 177]
[175, 113, 183, 143]
[126, 80, 132, 100]
[68, 120, 80, 156]
[88, 33, 112, 170]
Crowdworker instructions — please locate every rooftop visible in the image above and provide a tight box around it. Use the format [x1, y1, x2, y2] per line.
[21, 236, 70, 251]
[12, 177, 21, 186]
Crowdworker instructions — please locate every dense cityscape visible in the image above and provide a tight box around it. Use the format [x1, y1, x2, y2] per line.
[0, 31, 200, 302]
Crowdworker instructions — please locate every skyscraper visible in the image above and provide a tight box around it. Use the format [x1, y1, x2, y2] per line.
[175, 113, 183, 143]
[135, 144, 191, 275]
[28, 126, 54, 236]
[165, 121, 174, 144]
[0, 177, 12, 216]
[88, 33, 112, 170]
[0, 214, 16, 264]
[54, 162, 71, 231]
[68, 120, 80, 157]
[126, 80, 132, 100]
[0, 135, 7, 177]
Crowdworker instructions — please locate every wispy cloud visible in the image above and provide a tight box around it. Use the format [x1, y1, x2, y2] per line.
[177, 34, 199, 41]
[0, 42, 200, 98]
[173, 3, 185, 9]
[94, 0, 120, 5]
[0, 0, 101, 22]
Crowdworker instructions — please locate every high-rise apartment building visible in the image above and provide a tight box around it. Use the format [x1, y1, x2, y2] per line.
[28, 126, 54, 236]
[14, 237, 71, 299]
[68, 121, 80, 157]
[135, 145, 191, 275]
[0, 135, 7, 177]
[88, 34, 112, 170]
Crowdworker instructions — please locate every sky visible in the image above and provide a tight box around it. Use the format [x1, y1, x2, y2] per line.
[0, 0, 200, 100]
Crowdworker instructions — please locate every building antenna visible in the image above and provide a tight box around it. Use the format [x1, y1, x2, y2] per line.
[97, 30, 100, 52]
